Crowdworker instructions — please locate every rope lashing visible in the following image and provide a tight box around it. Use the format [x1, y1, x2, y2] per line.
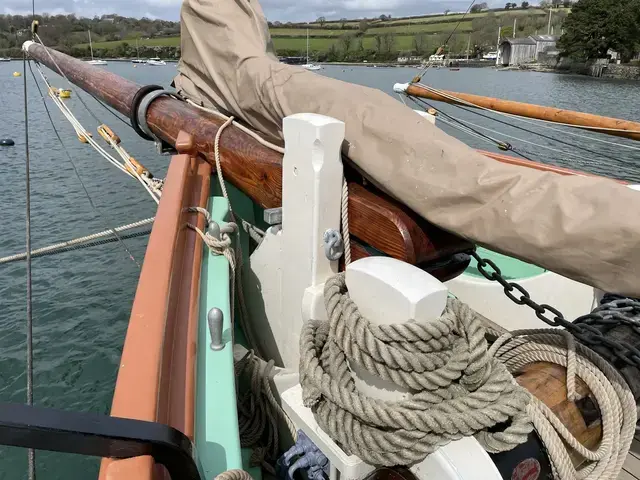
[491, 330, 636, 480]
[299, 274, 533, 466]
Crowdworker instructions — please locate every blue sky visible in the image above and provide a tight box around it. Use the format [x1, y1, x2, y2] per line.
[3, 0, 503, 22]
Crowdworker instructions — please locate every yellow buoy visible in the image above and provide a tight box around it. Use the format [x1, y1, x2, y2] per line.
[13, 71, 21, 77]
[59, 89, 72, 99]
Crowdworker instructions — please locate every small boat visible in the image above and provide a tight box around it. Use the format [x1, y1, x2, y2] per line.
[0, 57, 11, 62]
[449, 67, 460, 71]
[146, 57, 167, 66]
[302, 63, 321, 71]
[86, 30, 107, 66]
[302, 28, 321, 71]
[132, 39, 146, 63]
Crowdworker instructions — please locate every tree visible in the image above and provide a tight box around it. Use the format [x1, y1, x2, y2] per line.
[358, 20, 369, 33]
[445, 9, 451, 15]
[316, 16, 326, 26]
[563, 0, 571, 6]
[339, 33, 354, 53]
[505, 3, 512, 9]
[471, 2, 489, 12]
[521, 1, 529, 7]
[413, 34, 427, 54]
[558, 0, 640, 62]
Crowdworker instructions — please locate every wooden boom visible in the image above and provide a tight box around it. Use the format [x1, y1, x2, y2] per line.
[405, 83, 640, 141]
[23, 42, 473, 274]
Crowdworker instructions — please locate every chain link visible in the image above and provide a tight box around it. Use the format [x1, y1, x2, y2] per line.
[471, 251, 640, 369]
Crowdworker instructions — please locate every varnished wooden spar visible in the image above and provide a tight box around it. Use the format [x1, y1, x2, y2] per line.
[406, 83, 640, 141]
[24, 42, 473, 273]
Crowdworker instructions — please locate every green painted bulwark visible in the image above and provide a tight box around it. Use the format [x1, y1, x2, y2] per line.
[195, 183, 263, 480]
[195, 196, 243, 478]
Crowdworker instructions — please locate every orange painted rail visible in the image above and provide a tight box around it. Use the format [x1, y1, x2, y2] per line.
[99, 133, 211, 480]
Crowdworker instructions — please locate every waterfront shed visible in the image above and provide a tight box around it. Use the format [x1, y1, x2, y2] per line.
[530, 35, 560, 56]
[498, 37, 537, 66]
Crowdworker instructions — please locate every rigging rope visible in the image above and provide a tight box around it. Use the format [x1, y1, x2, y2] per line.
[27, 62, 141, 267]
[31, 62, 161, 203]
[0, 218, 154, 265]
[33, 33, 134, 132]
[22, 51, 36, 480]
[413, 82, 640, 136]
[411, 82, 640, 148]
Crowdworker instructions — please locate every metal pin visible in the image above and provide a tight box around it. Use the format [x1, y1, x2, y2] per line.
[208, 307, 225, 351]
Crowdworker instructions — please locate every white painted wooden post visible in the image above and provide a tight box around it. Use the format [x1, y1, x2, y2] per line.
[245, 113, 345, 369]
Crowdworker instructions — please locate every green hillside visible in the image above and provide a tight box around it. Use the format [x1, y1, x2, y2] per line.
[1, 7, 570, 60]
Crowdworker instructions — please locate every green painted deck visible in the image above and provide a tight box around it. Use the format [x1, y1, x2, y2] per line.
[466, 246, 546, 280]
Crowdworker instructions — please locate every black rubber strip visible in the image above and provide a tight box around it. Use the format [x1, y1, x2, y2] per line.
[129, 84, 163, 141]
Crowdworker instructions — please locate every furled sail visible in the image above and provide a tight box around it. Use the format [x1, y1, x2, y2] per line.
[174, 0, 640, 297]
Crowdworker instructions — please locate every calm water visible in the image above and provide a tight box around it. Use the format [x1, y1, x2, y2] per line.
[0, 61, 638, 478]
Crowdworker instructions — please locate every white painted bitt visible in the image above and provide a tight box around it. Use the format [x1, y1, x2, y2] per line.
[245, 113, 345, 369]
[282, 256, 500, 480]
[346, 257, 447, 401]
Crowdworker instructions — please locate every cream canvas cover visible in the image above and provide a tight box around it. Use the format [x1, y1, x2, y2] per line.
[174, 0, 639, 297]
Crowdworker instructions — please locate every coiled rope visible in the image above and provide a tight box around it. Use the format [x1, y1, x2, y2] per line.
[491, 330, 636, 480]
[299, 274, 533, 466]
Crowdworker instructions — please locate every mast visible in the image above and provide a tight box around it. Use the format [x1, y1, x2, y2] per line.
[547, 7, 552, 35]
[495, 26, 501, 66]
[306, 27, 309, 64]
[466, 35, 470, 61]
[513, 18, 516, 38]
[88, 30, 94, 60]
[402, 83, 640, 141]
[136, 38, 140, 60]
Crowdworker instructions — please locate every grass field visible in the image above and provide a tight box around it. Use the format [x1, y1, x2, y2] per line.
[79, 7, 569, 54]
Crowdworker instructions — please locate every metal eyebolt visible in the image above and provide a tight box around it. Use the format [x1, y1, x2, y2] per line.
[323, 229, 344, 261]
[208, 308, 225, 351]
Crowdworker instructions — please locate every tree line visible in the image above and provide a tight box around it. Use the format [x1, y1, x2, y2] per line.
[0, 13, 179, 52]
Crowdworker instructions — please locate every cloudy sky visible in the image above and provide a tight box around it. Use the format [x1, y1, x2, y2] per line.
[3, 0, 501, 22]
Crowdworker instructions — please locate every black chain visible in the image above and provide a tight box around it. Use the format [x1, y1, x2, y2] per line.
[471, 251, 640, 369]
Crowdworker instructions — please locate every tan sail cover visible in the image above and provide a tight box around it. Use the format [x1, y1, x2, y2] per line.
[174, 0, 640, 297]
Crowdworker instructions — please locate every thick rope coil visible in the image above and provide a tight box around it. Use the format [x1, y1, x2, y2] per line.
[214, 470, 253, 480]
[299, 273, 532, 466]
[491, 330, 636, 480]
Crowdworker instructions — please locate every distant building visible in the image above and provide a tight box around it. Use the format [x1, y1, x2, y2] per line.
[397, 56, 423, 64]
[498, 35, 559, 66]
